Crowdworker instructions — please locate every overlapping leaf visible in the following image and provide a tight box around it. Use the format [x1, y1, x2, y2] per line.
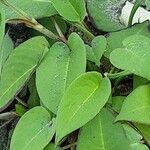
[10, 106, 56, 150]
[86, 36, 107, 66]
[0, 36, 49, 111]
[77, 109, 131, 150]
[110, 35, 150, 80]
[0, 33, 14, 74]
[56, 72, 111, 143]
[1, 0, 57, 20]
[116, 84, 150, 125]
[36, 33, 86, 114]
[105, 21, 150, 57]
[50, 0, 86, 22]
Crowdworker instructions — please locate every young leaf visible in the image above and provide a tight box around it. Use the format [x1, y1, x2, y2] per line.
[86, 36, 107, 66]
[50, 0, 86, 22]
[116, 84, 150, 125]
[56, 72, 111, 143]
[0, 33, 14, 74]
[0, 36, 49, 112]
[77, 109, 131, 150]
[10, 106, 56, 150]
[36, 33, 86, 114]
[105, 21, 150, 57]
[1, 0, 57, 19]
[110, 35, 150, 80]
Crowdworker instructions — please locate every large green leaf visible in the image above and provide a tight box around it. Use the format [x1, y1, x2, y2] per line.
[105, 21, 150, 57]
[0, 36, 49, 111]
[86, 35, 107, 66]
[56, 72, 111, 143]
[10, 106, 56, 150]
[116, 84, 150, 125]
[36, 33, 86, 114]
[110, 35, 150, 80]
[1, 0, 57, 20]
[87, 0, 125, 32]
[50, 0, 86, 22]
[0, 33, 14, 74]
[77, 109, 131, 150]
[0, 7, 5, 48]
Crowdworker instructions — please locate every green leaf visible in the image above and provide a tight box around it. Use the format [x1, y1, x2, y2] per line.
[105, 21, 150, 57]
[122, 124, 149, 150]
[0, 36, 49, 111]
[87, 0, 125, 32]
[1, 0, 57, 19]
[15, 104, 27, 116]
[133, 76, 149, 89]
[28, 74, 40, 109]
[56, 72, 111, 143]
[86, 36, 107, 66]
[0, 33, 14, 73]
[135, 123, 150, 146]
[146, 0, 150, 9]
[110, 35, 150, 80]
[0, 7, 5, 48]
[44, 143, 61, 150]
[50, 0, 86, 22]
[116, 84, 150, 125]
[77, 108, 131, 150]
[36, 33, 86, 114]
[30, 16, 66, 45]
[10, 106, 56, 150]
[112, 96, 125, 113]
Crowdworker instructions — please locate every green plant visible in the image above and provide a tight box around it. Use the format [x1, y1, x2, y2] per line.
[0, 0, 150, 150]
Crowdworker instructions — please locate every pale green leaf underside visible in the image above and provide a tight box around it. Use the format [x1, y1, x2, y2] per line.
[56, 72, 111, 143]
[77, 109, 130, 150]
[116, 84, 150, 125]
[50, 0, 86, 22]
[110, 35, 150, 80]
[0, 36, 49, 111]
[10, 106, 56, 150]
[2, 0, 57, 20]
[36, 32, 86, 114]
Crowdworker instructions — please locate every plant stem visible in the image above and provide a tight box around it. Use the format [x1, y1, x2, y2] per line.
[128, 0, 142, 26]
[74, 22, 95, 41]
[15, 97, 28, 107]
[0, 112, 17, 120]
[51, 17, 67, 43]
[105, 70, 132, 79]
[1, 0, 60, 41]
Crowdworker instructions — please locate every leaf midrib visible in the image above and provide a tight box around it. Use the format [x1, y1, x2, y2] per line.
[0, 65, 37, 101]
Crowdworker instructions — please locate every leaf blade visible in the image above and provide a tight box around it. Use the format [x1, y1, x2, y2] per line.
[10, 106, 56, 150]
[56, 72, 111, 143]
[0, 36, 49, 111]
